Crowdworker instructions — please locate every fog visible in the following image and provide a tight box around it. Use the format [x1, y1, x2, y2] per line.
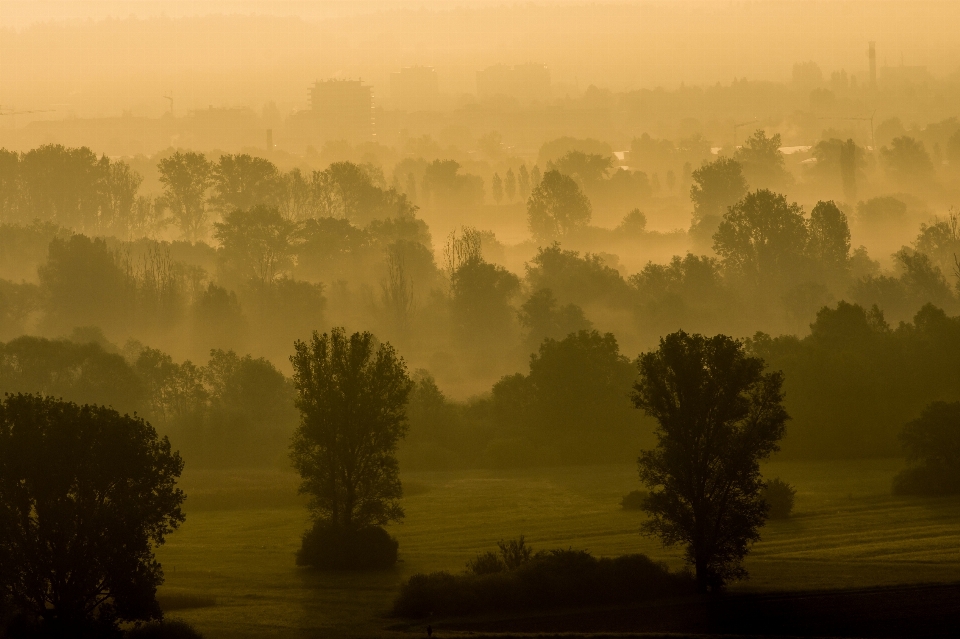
[1, 2, 960, 637]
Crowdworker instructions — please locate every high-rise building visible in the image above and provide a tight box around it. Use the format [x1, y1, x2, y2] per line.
[390, 66, 439, 111]
[287, 79, 374, 146]
[868, 42, 877, 88]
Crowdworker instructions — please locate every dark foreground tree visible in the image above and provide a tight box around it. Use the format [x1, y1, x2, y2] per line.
[0, 394, 185, 636]
[893, 401, 960, 495]
[632, 331, 788, 592]
[290, 328, 413, 569]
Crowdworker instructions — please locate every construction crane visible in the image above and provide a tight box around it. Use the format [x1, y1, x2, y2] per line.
[817, 111, 876, 152]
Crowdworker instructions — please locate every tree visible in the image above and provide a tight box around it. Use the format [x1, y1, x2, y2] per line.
[99, 159, 143, 238]
[211, 153, 281, 214]
[491, 173, 504, 205]
[213, 205, 296, 287]
[450, 258, 521, 346]
[0, 149, 19, 223]
[518, 288, 592, 350]
[38, 234, 133, 336]
[633, 331, 788, 592]
[421, 160, 484, 210]
[733, 129, 790, 190]
[0, 394, 185, 634]
[806, 200, 850, 275]
[527, 170, 592, 242]
[894, 401, 960, 495]
[688, 157, 748, 248]
[505, 168, 517, 201]
[18, 145, 102, 232]
[713, 189, 808, 286]
[290, 328, 413, 535]
[157, 151, 213, 241]
[880, 136, 935, 186]
[518, 164, 531, 199]
[547, 150, 613, 188]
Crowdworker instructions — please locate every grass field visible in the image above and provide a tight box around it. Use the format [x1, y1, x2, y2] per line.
[154, 458, 960, 638]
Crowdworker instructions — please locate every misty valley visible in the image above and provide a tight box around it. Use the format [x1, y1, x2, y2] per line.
[2, 2, 960, 638]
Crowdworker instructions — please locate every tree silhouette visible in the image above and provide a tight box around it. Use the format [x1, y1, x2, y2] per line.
[157, 151, 213, 241]
[504, 168, 517, 201]
[0, 394, 185, 635]
[713, 189, 808, 286]
[734, 129, 789, 190]
[880, 136, 935, 186]
[807, 200, 850, 276]
[688, 157, 748, 248]
[213, 205, 296, 287]
[527, 170, 592, 242]
[633, 331, 788, 592]
[290, 328, 413, 533]
[492, 173, 504, 205]
[211, 153, 282, 213]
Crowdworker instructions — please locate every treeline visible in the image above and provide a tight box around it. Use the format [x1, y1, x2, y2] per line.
[0, 334, 296, 467]
[404, 299, 960, 466]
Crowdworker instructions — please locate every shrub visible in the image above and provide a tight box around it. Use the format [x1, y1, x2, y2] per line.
[127, 620, 204, 639]
[466, 551, 504, 575]
[620, 489, 649, 510]
[763, 477, 796, 519]
[296, 522, 398, 570]
[466, 536, 532, 575]
[393, 547, 693, 618]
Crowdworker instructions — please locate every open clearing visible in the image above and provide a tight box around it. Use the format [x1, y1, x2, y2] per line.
[155, 459, 960, 638]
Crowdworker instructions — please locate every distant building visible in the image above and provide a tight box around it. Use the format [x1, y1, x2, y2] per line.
[287, 79, 374, 147]
[390, 66, 439, 111]
[476, 63, 550, 103]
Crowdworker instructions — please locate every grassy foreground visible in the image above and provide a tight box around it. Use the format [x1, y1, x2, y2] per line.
[154, 459, 960, 638]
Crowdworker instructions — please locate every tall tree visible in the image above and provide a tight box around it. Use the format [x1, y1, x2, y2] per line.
[157, 151, 213, 241]
[213, 205, 296, 287]
[504, 168, 517, 201]
[880, 136, 935, 186]
[527, 170, 592, 242]
[211, 153, 282, 213]
[0, 149, 21, 223]
[100, 159, 144, 238]
[806, 200, 851, 276]
[688, 157, 748, 248]
[491, 172, 504, 205]
[713, 189, 808, 286]
[734, 129, 790, 190]
[633, 331, 788, 592]
[290, 328, 413, 532]
[0, 394, 185, 635]
[518, 164, 531, 199]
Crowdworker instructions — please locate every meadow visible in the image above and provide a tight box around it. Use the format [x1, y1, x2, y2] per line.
[155, 459, 960, 638]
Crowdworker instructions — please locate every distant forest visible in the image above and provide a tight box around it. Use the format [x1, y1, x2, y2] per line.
[2, 130, 960, 468]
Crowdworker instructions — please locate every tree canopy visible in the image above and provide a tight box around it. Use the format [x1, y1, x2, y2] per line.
[633, 331, 788, 592]
[527, 170, 592, 242]
[0, 394, 185, 634]
[290, 328, 413, 533]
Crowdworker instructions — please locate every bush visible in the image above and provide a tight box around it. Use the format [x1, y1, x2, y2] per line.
[127, 620, 204, 639]
[763, 477, 796, 519]
[393, 547, 693, 618]
[466, 536, 532, 575]
[295, 522, 398, 570]
[620, 489, 649, 510]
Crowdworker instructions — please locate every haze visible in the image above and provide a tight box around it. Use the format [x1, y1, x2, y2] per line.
[2, 2, 960, 638]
